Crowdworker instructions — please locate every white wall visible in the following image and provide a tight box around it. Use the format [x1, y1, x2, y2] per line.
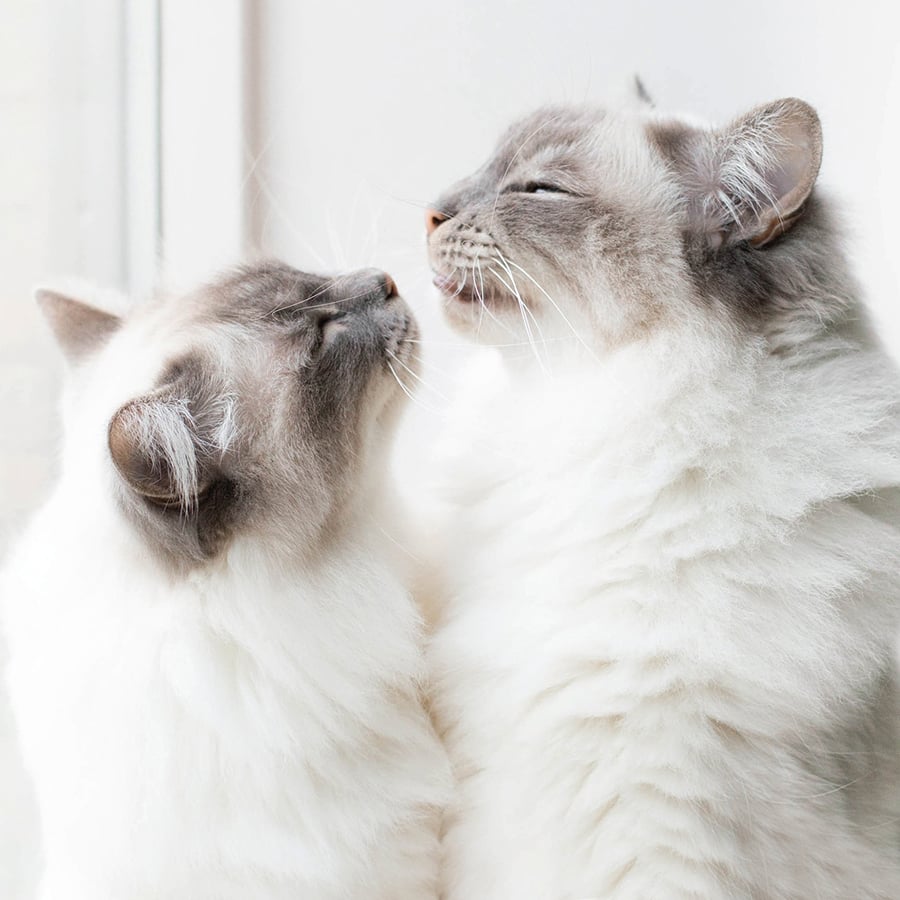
[249, 0, 900, 477]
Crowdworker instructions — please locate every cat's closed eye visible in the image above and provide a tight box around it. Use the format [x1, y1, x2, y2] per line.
[505, 181, 571, 195]
[319, 314, 348, 347]
[273, 311, 342, 355]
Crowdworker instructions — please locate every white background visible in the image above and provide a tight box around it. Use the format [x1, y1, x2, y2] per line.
[1, 4, 900, 894]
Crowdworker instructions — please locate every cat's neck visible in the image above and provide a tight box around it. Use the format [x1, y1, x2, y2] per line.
[448, 311, 899, 484]
[491, 315, 743, 396]
[43, 451, 403, 594]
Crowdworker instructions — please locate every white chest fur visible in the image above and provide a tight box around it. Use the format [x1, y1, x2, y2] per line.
[2, 496, 448, 900]
[429, 335, 900, 900]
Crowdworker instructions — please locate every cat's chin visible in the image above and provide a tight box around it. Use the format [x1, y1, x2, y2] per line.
[431, 273, 476, 330]
[432, 273, 476, 304]
[432, 271, 531, 342]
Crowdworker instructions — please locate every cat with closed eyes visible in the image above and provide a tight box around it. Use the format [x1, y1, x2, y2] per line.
[425, 88, 900, 898]
[0, 263, 449, 899]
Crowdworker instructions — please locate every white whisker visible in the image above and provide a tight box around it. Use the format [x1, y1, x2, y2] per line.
[386, 360, 442, 415]
[501, 256, 599, 363]
[387, 351, 451, 402]
[490, 258, 550, 375]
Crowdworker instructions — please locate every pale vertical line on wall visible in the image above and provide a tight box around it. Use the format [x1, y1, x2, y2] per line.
[124, 0, 162, 299]
[46, 0, 128, 288]
[242, 0, 265, 258]
[158, 0, 248, 286]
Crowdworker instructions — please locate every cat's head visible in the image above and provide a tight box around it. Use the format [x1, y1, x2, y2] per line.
[39, 262, 416, 564]
[427, 90, 847, 357]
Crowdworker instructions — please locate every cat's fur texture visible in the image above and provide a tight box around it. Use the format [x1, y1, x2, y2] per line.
[425, 88, 900, 898]
[0, 263, 449, 900]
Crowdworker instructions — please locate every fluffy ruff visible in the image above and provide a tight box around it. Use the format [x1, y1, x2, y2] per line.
[428, 323, 900, 899]
[2, 496, 448, 900]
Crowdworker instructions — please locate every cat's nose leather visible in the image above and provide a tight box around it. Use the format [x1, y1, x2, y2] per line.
[426, 209, 449, 235]
[355, 268, 398, 303]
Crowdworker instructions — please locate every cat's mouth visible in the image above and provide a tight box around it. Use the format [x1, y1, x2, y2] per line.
[432, 273, 476, 303]
[432, 270, 516, 315]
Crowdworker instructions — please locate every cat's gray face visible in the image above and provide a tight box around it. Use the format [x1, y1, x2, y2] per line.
[40, 262, 416, 564]
[427, 97, 840, 354]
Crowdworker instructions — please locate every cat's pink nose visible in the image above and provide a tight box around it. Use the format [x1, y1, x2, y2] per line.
[426, 209, 449, 235]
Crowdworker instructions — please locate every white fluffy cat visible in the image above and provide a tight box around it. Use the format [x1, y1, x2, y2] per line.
[1, 263, 449, 899]
[425, 91, 900, 897]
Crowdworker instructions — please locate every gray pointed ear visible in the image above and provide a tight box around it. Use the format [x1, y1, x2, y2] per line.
[716, 98, 822, 247]
[651, 98, 822, 249]
[36, 288, 122, 363]
[700, 98, 822, 249]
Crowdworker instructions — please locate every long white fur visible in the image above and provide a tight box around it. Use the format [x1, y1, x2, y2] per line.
[1, 304, 449, 899]
[429, 316, 900, 898]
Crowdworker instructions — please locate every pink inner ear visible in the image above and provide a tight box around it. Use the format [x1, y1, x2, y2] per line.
[726, 99, 823, 247]
[768, 119, 817, 211]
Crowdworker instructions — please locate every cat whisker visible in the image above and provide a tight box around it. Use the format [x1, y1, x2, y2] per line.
[489, 259, 550, 375]
[474, 258, 488, 339]
[384, 194, 448, 214]
[403, 337, 567, 349]
[490, 266, 545, 361]
[452, 268, 469, 297]
[251, 175, 331, 269]
[473, 264, 519, 339]
[241, 128, 278, 197]
[264, 283, 387, 319]
[500, 256, 599, 363]
[260, 276, 344, 319]
[387, 351, 451, 402]
[385, 359, 442, 415]
[402, 353, 458, 381]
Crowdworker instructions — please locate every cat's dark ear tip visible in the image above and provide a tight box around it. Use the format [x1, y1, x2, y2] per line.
[633, 75, 654, 108]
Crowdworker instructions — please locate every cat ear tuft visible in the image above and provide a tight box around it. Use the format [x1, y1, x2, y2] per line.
[36, 288, 122, 364]
[709, 98, 823, 248]
[613, 74, 655, 111]
[108, 396, 203, 507]
[633, 75, 654, 108]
